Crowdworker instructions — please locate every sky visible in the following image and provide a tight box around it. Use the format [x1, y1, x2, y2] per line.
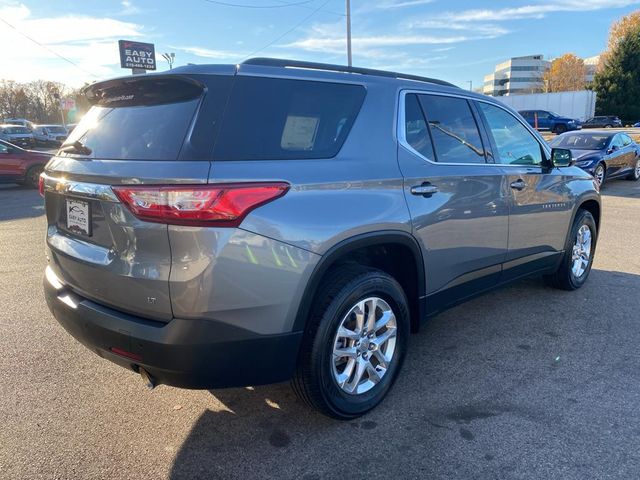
[1, 0, 640, 89]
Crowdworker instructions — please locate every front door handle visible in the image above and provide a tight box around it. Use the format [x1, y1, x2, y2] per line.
[510, 179, 527, 191]
[411, 184, 439, 196]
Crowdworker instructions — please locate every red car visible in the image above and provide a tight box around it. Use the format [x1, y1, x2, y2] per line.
[0, 139, 51, 188]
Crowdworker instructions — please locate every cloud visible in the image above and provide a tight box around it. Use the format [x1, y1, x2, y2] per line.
[118, 0, 142, 15]
[432, 0, 640, 22]
[172, 46, 245, 60]
[369, 0, 436, 9]
[0, 3, 146, 85]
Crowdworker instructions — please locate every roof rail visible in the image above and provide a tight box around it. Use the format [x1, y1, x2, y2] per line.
[241, 57, 458, 88]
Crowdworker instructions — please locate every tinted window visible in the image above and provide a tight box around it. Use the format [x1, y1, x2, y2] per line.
[611, 134, 624, 148]
[478, 102, 543, 166]
[418, 95, 486, 164]
[550, 133, 609, 150]
[5, 126, 29, 134]
[622, 134, 633, 146]
[0, 143, 8, 153]
[214, 77, 366, 160]
[404, 94, 435, 160]
[63, 78, 204, 160]
[46, 126, 67, 134]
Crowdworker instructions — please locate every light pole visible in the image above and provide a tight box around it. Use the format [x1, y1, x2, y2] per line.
[162, 52, 175, 70]
[346, 0, 352, 66]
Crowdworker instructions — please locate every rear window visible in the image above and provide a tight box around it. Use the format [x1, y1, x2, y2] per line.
[214, 77, 366, 160]
[46, 126, 67, 134]
[62, 77, 204, 160]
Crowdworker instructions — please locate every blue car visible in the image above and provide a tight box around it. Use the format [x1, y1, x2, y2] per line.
[519, 110, 581, 134]
[550, 131, 640, 186]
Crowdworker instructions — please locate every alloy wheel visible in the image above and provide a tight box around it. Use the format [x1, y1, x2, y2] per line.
[571, 224, 592, 278]
[594, 165, 605, 186]
[331, 297, 397, 395]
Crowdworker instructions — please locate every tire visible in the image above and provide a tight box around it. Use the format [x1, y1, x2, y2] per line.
[626, 157, 640, 181]
[544, 209, 597, 291]
[593, 163, 606, 187]
[604, 124, 613, 128]
[554, 124, 567, 134]
[24, 165, 43, 188]
[291, 265, 410, 419]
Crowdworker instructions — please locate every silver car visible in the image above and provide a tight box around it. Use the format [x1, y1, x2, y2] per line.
[0, 124, 34, 148]
[42, 58, 601, 419]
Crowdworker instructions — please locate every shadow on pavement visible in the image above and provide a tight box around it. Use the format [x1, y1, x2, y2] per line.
[0, 184, 44, 221]
[599, 179, 640, 198]
[169, 269, 640, 480]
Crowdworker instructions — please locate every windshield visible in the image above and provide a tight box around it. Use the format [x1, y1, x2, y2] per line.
[46, 126, 67, 134]
[3, 126, 30, 134]
[550, 133, 610, 150]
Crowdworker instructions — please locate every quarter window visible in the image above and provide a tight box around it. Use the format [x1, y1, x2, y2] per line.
[621, 134, 633, 146]
[417, 94, 486, 164]
[477, 102, 543, 166]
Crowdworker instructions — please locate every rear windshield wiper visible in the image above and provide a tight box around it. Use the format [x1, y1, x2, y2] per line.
[58, 140, 92, 156]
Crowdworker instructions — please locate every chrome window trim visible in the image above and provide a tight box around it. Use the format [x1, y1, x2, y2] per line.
[396, 89, 551, 168]
[41, 173, 119, 202]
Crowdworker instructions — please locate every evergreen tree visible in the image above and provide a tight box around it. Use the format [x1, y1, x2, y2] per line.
[593, 21, 640, 122]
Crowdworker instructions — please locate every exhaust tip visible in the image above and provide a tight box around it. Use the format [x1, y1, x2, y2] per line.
[139, 367, 156, 390]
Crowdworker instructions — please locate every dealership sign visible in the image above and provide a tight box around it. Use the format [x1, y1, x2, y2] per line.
[118, 40, 156, 70]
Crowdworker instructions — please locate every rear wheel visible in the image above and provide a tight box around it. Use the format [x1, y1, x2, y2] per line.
[544, 209, 597, 291]
[626, 157, 640, 181]
[554, 124, 567, 134]
[24, 165, 43, 188]
[292, 265, 410, 419]
[604, 124, 613, 128]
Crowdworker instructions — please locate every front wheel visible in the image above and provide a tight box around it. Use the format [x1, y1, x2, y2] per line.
[554, 124, 568, 134]
[24, 165, 43, 188]
[291, 266, 410, 419]
[544, 209, 597, 291]
[627, 157, 640, 181]
[593, 163, 606, 187]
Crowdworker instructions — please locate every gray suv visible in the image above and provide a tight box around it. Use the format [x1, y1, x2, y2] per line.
[42, 58, 601, 419]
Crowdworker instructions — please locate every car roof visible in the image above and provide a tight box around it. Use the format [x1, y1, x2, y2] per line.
[560, 130, 616, 137]
[0, 124, 30, 128]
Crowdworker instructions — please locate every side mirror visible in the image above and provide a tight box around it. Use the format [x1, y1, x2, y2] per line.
[551, 148, 574, 167]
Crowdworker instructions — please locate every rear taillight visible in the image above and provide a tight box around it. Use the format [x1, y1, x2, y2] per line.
[38, 174, 44, 197]
[112, 183, 289, 227]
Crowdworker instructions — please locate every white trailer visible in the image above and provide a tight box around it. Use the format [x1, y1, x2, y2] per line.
[494, 90, 596, 121]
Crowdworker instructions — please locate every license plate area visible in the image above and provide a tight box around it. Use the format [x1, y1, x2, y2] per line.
[66, 198, 91, 236]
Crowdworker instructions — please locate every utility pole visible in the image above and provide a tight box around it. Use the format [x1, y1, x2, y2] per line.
[346, 0, 352, 66]
[467, 80, 473, 91]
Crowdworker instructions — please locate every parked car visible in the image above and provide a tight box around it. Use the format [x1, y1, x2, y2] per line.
[633, 121, 640, 128]
[32, 124, 68, 147]
[65, 123, 78, 134]
[3, 118, 35, 130]
[42, 58, 601, 419]
[0, 139, 50, 187]
[582, 116, 623, 129]
[0, 124, 34, 148]
[549, 131, 640, 186]
[518, 110, 581, 134]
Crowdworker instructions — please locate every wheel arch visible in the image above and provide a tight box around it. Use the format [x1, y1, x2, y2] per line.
[293, 231, 426, 334]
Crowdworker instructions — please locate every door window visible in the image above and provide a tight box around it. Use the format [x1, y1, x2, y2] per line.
[417, 94, 486, 164]
[611, 134, 624, 149]
[0, 143, 8, 153]
[621, 134, 633, 146]
[403, 93, 436, 160]
[477, 102, 543, 166]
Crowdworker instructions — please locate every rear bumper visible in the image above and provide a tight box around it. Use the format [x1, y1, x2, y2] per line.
[44, 266, 303, 389]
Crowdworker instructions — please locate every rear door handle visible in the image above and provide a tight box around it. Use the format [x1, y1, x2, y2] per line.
[510, 179, 527, 191]
[411, 184, 439, 196]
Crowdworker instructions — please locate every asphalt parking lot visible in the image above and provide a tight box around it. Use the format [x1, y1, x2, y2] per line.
[1, 180, 639, 480]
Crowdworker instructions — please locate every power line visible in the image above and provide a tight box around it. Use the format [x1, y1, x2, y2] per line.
[203, 0, 316, 8]
[242, 0, 332, 60]
[272, 0, 344, 16]
[0, 16, 98, 78]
